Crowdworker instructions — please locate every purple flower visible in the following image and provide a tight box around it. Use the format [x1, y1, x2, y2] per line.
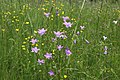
[44, 12, 50, 17]
[38, 59, 45, 65]
[104, 51, 107, 54]
[30, 38, 38, 44]
[52, 38, 57, 42]
[48, 70, 54, 76]
[76, 31, 80, 35]
[63, 21, 72, 28]
[38, 28, 47, 36]
[62, 16, 70, 22]
[56, 10, 59, 16]
[104, 46, 108, 51]
[44, 53, 52, 59]
[31, 47, 40, 53]
[65, 48, 72, 56]
[104, 46, 108, 54]
[54, 31, 64, 38]
[80, 26, 85, 30]
[57, 45, 63, 51]
[73, 39, 77, 44]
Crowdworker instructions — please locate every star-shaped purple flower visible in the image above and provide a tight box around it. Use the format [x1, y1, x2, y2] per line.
[30, 38, 38, 44]
[63, 21, 72, 28]
[57, 45, 63, 51]
[31, 47, 40, 53]
[44, 12, 50, 18]
[44, 53, 52, 59]
[54, 31, 64, 38]
[38, 59, 45, 65]
[38, 28, 47, 36]
[65, 48, 72, 56]
[62, 16, 70, 22]
[48, 70, 54, 76]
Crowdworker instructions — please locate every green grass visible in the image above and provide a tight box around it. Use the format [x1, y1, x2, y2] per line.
[0, 0, 120, 80]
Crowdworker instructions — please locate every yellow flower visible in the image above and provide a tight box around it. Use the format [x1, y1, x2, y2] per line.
[13, 16, 16, 18]
[52, 50, 55, 54]
[62, 11, 64, 15]
[23, 42, 26, 44]
[42, 8, 45, 11]
[38, 8, 40, 10]
[31, 36, 33, 38]
[15, 29, 19, 32]
[51, 18, 53, 20]
[51, 15, 54, 17]
[61, 4, 64, 7]
[34, 30, 37, 33]
[64, 75, 67, 78]
[22, 45, 25, 47]
[28, 36, 30, 39]
[12, 20, 14, 22]
[25, 22, 29, 24]
[2, 29, 5, 32]
[22, 48, 26, 50]
[36, 44, 38, 46]
[80, 31, 83, 33]
[71, 18, 74, 20]
[25, 38, 28, 40]
[15, 19, 19, 22]
[42, 43, 44, 45]
[58, 14, 60, 16]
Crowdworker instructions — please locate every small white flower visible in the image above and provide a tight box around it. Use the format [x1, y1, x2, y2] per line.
[113, 20, 118, 24]
[60, 35, 67, 39]
[103, 36, 107, 40]
[80, 26, 85, 30]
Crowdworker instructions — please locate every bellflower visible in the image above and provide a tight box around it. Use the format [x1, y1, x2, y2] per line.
[48, 70, 54, 76]
[62, 16, 70, 22]
[54, 31, 64, 38]
[65, 48, 72, 56]
[44, 53, 52, 59]
[44, 12, 50, 18]
[63, 21, 72, 28]
[38, 28, 47, 36]
[73, 39, 77, 44]
[31, 47, 40, 53]
[57, 45, 63, 51]
[38, 59, 45, 65]
[30, 38, 38, 44]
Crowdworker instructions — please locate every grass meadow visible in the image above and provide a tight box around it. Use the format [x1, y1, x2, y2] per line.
[0, 0, 120, 80]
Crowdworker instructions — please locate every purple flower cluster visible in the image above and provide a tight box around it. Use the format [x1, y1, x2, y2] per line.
[62, 16, 72, 28]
